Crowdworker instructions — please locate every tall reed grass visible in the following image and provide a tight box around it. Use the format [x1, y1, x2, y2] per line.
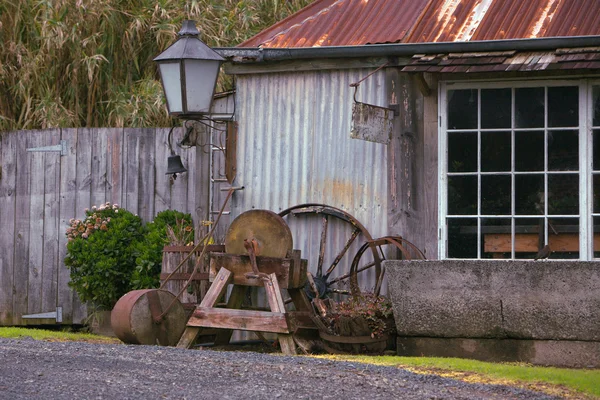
[0, 0, 311, 130]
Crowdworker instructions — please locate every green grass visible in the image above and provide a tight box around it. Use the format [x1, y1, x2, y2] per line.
[0, 327, 120, 344]
[314, 354, 600, 399]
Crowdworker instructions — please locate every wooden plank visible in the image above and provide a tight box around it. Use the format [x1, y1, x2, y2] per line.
[27, 130, 46, 318]
[263, 273, 296, 355]
[106, 128, 123, 205]
[169, 127, 189, 213]
[484, 233, 591, 253]
[90, 128, 106, 207]
[13, 130, 32, 325]
[41, 129, 61, 314]
[185, 127, 197, 220]
[213, 285, 247, 345]
[137, 128, 155, 223]
[177, 267, 232, 348]
[123, 128, 140, 215]
[154, 128, 171, 214]
[187, 308, 289, 334]
[57, 128, 78, 324]
[210, 254, 296, 288]
[0, 131, 17, 324]
[73, 128, 92, 323]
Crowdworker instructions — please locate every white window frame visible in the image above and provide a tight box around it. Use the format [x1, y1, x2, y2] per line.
[438, 78, 599, 260]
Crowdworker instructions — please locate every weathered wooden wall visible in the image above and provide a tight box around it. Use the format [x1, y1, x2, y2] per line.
[0, 127, 204, 326]
[387, 71, 439, 258]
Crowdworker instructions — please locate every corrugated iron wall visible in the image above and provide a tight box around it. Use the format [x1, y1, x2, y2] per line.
[232, 68, 389, 295]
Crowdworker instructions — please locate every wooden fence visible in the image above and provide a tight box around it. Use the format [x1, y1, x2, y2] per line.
[0, 127, 207, 325]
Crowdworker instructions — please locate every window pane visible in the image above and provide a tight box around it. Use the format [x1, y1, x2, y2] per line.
[594, 174, 600, 213]
[515, 87, 544, 128]
[515, 175, 544, 215]
[481, 131, 511, 172]
[448, 89, 478, 129]
[594, 129, 600, 170]
[482, 88, 511, 128]
[514, 218, 544, 259]
[448, 176, 477, 215]
[447, 218, 477, 258]
[548, 130, 578, 171]
[481, 175, 511, 215]
[594, 86, 600, 127]
[547, 218, 579, 259]
[594, 216, 600, 258]
[448, 132, 477, 172]
[481, 218, 511, 259]
[548, 174, 578, 215]
[548, 86, 578, 128]
[515, 131, 544, 171]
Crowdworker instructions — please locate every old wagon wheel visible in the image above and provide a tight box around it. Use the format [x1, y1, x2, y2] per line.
[350, 236, 426, 295]
[279, 204, 381, 298]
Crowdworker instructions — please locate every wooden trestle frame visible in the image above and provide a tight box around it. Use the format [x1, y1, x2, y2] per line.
[177, 250, 316, 355]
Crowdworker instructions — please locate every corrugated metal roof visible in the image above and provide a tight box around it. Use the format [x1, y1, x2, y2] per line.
[238, 0, 430, 48]
[401, 46, 600, 73]
[239, 0, 600, 48]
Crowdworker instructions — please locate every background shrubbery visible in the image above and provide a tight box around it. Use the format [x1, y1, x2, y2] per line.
[0, 0, 311, 130]
[65, 204, 193, 309]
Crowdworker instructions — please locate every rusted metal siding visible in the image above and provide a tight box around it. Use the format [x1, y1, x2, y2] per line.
[231, 68, 389, 291]
[406, 0, 600, 43]
[238, 0, 430, 48]
[240, 0, 600, 48]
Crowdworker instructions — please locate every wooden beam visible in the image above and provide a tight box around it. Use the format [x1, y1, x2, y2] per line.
[413, 73, 431, 97]
[187, 307, 290, 334]
[484, 233, 597, 253]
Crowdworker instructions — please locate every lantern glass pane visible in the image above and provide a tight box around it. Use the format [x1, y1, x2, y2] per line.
[184, 59, 220, 113]
[158, 62, 183, 113]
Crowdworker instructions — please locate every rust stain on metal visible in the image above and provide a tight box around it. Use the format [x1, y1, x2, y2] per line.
[351, 102, 393, 144]
[240, 0, 600, 48]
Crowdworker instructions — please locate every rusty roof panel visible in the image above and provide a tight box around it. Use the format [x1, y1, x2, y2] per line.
[238, 0, 430, 48]
[406, 0, 600, 43]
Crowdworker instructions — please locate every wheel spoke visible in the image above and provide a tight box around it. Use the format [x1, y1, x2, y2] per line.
[328, 261, 376, 285]
[317, 215, 328, 277]
[329, 288, 351, 295]
[324, 228, 360, 279]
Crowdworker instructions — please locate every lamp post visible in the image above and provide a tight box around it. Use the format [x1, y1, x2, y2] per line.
[154, 20, 225, 119]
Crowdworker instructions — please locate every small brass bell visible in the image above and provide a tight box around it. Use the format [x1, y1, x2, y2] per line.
[166, 154, 187, 179]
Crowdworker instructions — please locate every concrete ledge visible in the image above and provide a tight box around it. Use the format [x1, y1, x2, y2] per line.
[386, 260, 600, 341]
[397, 337, 600, 368]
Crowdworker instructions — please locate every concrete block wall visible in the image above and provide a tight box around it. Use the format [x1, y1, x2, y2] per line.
[386, 260, 600, 367]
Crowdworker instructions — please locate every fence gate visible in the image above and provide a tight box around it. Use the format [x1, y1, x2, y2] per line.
[0, 127, 202, 326]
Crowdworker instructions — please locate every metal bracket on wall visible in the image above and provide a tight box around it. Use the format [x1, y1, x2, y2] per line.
[26, 140, 68, 156]
[22, 307, 63, 323]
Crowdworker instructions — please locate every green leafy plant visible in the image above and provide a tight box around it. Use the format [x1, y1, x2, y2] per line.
[131, 210, 194, 290]
[65, 203, 145, 310]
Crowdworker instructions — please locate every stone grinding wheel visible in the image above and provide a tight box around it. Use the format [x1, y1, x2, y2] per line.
[111, 289, 187, 346]
[225, 210, 293, 258]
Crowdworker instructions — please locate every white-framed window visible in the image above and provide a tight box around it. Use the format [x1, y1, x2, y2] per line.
[439, 79, 600, 260]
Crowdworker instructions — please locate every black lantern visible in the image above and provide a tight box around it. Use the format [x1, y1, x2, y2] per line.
[154, 20, 224, 118]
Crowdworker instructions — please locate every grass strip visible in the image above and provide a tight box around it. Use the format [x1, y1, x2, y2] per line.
[0, 327, 120, 344]
[314, 355, 600, 399]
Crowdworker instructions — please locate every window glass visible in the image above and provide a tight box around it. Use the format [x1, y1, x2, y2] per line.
[515, 87, 544, 128]
[548, 86, 578, 127]
[546, 217, 579, 259]
[448, 89, 478, 129]
[548, 174, 579, 215]
[447, 218, 477, 258]
[448, 176, 477, 215]
[515, 174, 544, 215]
[481, 131, 511, 172]
[448, 132, 477, 172]
[594, 216, 600, 258]
[481, 175, 511, 215]
[481, 218, 511, 258]
[594, 130, 600, 170]
[515, 131, 544, 171]
[514, 218, 544, 259]
[594, 174, 600, 213]
[481, 88, 511, 128]
[593, 86, 600, 127]
[548, 130, 578, 171]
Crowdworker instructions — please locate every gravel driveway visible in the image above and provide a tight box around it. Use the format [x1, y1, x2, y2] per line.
[0, 338, 559, 399]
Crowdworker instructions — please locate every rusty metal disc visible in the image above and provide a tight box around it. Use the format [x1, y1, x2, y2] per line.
[111, 289, 187, 346]
[225, 209, 293, 258]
